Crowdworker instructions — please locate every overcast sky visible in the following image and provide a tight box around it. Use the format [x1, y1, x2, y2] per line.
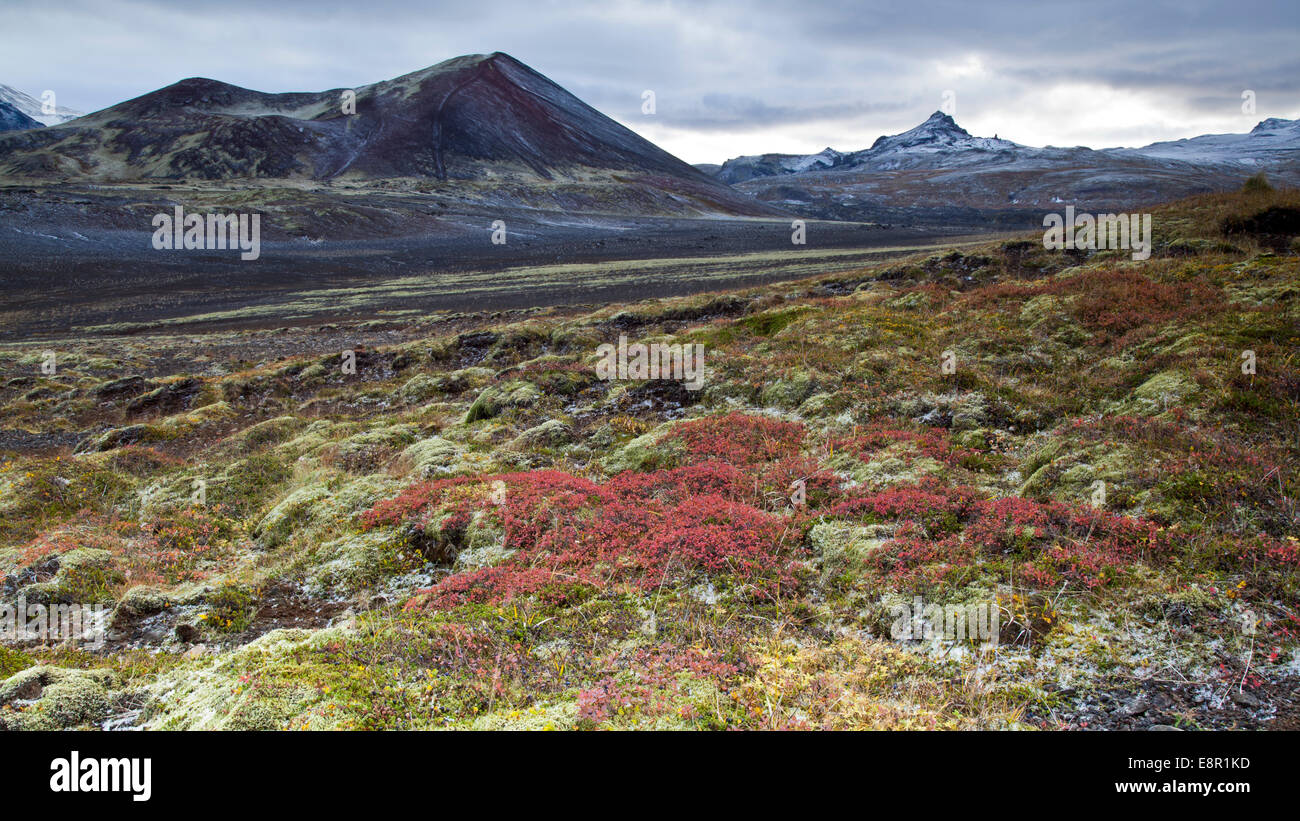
[2, 0, 1297, 163]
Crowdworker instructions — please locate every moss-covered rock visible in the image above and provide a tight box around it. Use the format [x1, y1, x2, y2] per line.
[893, 391, 991, 431]
[600, 424, 684, 474]
[849, 453, 945, 488]
[511, 419, 573, 449]
[304, 529, 407, 594]
[112, 585, 173, 626]
[398, 373, 440, 402]
[1017, 439, 1144, 510]
[1129, 370, 1198, 412]
[400, 436, 462, 476]
[431, 367, 494, 395]
[453, 512, 512, 570]
[228, 416, 305, 451]
[80, 423, 168, 452]
[464, 380, 541, 423]
[331, 424, 419, 472]
[143, 628, 329, 730]
[254, 483, 332, 548]
[255, 473, 401, 549]
[798, 390, 850, 417]
[952, 428, 992, 451]
[760, 373, 817, 410]
[21, 549, 124, 604]
[0, 665, 118, 730]
[808, 521, 889, 586]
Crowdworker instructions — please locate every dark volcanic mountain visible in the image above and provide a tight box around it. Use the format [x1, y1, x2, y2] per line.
[0, 52, 774, 217]
[706, 111, 1300, 226]
[0, 101, 42, 133]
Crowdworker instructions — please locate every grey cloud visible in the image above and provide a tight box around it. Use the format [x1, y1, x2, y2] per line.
[0, 0, 1295, 162]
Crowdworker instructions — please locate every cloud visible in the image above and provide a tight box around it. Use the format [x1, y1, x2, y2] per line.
[0, 0, 1296, 163]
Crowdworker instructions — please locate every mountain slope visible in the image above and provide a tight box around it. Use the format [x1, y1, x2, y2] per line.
[0, 53, 773, 218]
[1116, 116, 1300, 167]
[711, 112, 1300, 226]
[0, 83, 82, 125]
[0, 100, 42, 132]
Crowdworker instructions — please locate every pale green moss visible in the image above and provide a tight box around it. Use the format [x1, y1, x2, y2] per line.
[143, 628, 334, 730]
[401, 436, 462, 476]
[22, 548, 124, 604]
[0, 666, 118, 730]
[1018, 440, 1146, 510]
[112, 585, 173, 625]
[464, 380, 541, 423]
[304, 529, 407, 594]
[760, 373, 817, 409]
[255, 483, 332, 548]
[1130, 370, 1198, 411]
[467, 700, 579, 730]
[511, 419, 573, 449]
[809, 521, 889, 585]
[398, 373, 440, 402]
[228, 416, 305, 450]
[600, 423, 684, 474]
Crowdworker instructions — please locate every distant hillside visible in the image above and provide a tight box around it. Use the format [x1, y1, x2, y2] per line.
[0, 83, 82, 126]
[707, 112, 1300, 225]
[0, 101, 42, 132]
[0, 53, 778, 219]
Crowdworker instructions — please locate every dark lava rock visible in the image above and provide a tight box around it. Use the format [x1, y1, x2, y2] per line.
[93, 375, 153, 400]
[80, 424, 152, 452]
[1120, 696, 1150, 716]
[127, 378, 201, 415]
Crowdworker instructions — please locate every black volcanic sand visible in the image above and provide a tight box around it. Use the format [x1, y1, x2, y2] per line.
[0, 207, 1003, 340]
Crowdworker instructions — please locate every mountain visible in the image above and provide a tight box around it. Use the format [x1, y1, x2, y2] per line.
[0, 100, 43, 132]
[716, 146, 845, 183]
[708, 112, 1300, 226]
[715, 112, 1014, 183]
[1114, 117, 1300, 167]
[0, 84, 82, 125]
[0, 53, 774, 218]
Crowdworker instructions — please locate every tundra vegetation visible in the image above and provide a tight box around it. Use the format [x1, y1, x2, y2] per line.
[1, 187, 1298, 730]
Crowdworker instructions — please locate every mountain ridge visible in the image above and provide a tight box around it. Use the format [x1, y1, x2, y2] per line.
[0, 101, 43, 132]
[712, 110, 1300, 182]
[0, 53, 776, 218]
[2, 53, 716, 184]
[0, 83, 83, 126]
[705, 111, 1300, 225]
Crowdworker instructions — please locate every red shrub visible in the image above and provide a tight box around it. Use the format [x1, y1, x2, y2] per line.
[389, 466, 805, 610]
[667, 412, 806, 466]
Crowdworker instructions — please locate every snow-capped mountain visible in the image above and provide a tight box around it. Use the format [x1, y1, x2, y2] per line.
[1116, 117, 1300, 168]
[715, 112, 1026, 182]
[716, 146, 845, 183]
[709, 112, 1300, 226]
[0, 84, 82, 126]
[850, 111, 1020, 168]
[0, 101, 43, 132]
